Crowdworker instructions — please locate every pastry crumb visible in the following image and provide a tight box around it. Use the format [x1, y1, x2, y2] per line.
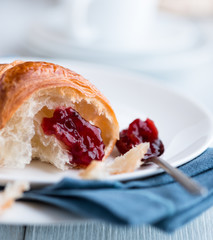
[81, 142, 149, 179]
[80, 161, 109, 180]
[0, 181, 30, 213]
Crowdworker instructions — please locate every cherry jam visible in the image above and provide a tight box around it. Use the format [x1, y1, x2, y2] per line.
[116, 118, 164, 159]
[41, 107, 105, 167]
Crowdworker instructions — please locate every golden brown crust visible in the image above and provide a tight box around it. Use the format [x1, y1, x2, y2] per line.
[0, 61, 119, 162]
[0, 61, 117, 128]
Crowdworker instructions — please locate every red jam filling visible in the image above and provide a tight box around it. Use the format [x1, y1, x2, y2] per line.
[116, 118, 164, 159]
[41, 107, 105, 167]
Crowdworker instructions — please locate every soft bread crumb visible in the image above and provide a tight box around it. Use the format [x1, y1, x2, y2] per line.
[0, 181, 30, 213]
[80, 161, 109, 180]
[108, 142, 149, 174]
[80, 142, 149, 179]
[0, 88, 115, 170]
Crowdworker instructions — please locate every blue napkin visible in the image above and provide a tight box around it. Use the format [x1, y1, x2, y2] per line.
[22, 148, 213, 232]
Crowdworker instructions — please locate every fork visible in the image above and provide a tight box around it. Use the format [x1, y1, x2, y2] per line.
[148, 157, 207, 196]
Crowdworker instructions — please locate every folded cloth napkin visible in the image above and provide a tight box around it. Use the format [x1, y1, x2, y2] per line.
[22, 148, 213, 232]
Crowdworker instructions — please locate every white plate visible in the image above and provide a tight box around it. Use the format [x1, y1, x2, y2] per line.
[0, 58, 213, 186]
[25, 12, 213, 74]
[26, 12, 199, 56]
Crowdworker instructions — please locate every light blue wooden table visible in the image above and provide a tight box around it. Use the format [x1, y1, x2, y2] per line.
[1, 206, 213, 240]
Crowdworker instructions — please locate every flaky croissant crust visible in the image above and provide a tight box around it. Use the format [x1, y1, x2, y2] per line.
[0, 61, 119, 170]
[0, 61, 117, 130]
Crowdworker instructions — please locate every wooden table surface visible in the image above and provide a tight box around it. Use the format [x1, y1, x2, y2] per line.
[1, 206, 213, 240]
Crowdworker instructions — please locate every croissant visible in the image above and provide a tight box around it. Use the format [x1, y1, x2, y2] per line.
[0, 61, 119, 170]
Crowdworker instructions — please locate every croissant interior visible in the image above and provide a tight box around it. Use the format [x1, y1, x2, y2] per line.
[0, 87, 116, 170]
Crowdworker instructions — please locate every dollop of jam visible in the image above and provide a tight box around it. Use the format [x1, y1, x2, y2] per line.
[116, 118, 164, 159]
[41, 107, 105, 167]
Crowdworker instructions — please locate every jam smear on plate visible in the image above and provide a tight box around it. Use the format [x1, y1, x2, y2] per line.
[41, 107, 105, 167]
[116, 118, 164, 159]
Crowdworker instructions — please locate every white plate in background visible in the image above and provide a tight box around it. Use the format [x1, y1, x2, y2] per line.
[25, 12, 213, 73]
[26, 12, 200, 56]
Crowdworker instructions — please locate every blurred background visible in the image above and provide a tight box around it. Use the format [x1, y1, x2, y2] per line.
[0, 0, 213, 111]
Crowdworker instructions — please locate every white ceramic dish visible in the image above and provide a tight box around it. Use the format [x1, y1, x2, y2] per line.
[25, 12, 213, 73]
[0, 58, 212, 186]
[26, 12, 199, 56]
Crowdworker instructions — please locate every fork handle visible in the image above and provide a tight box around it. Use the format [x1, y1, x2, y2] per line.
[150, 157, 207, 196]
